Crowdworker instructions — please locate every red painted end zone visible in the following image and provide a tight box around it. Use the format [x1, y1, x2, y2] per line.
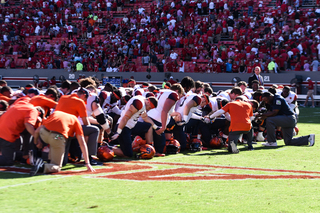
[2, 161, 320, 181]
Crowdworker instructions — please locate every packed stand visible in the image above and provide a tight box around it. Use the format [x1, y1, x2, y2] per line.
[0, 0, 319, 72]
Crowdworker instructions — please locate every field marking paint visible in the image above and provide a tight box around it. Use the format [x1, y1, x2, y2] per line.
[2, 161, 320, 181]
[0, 176, 67, 190]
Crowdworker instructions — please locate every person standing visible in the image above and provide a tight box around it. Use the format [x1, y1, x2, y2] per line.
[248, 66, 264, 88]
[301, 77, 315, 108]
[258, 92, 315, 147]
[310, 57, 319, 72]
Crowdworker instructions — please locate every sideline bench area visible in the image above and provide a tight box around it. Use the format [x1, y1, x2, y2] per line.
[297, 95, 320, 106]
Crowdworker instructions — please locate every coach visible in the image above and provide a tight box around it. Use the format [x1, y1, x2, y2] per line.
[258, 92, 315, 147]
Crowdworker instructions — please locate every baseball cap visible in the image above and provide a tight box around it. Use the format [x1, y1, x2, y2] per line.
[306, 77, 311, 81]
[28, 88, 40, 95]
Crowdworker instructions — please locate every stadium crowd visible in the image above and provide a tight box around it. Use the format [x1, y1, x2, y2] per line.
[0, 74, 315, 176]
[0, 0, 319, 73]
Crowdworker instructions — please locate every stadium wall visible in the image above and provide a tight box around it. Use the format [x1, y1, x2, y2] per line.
[0, 70, 318, 94]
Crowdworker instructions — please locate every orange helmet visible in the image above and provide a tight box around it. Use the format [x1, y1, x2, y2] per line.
[138, 144, 155, 159]
[164, 138, 181, 154]
[132, 136, 147, 152]
[210, 136, 223, 149]
[189, 138, 203, 152]
[97, 145, 114, 162]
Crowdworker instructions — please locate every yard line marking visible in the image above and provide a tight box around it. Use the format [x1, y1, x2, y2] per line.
[0, 176, 67, 190]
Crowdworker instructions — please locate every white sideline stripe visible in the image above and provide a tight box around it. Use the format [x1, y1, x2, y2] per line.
[0, 176, 67, 190]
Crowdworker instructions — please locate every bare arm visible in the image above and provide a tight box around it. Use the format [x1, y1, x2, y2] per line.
[81, 117, 90, 126]
[117, 105, 138, 131]
[156, 99, 175, 135]
[182, 100, 197, 121]
[25, 123, 35, 137]
[33, 125, 43, 149]
[76, 134, 95, 172]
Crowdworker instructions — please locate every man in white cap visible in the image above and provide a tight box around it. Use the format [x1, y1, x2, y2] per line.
[301, 77, 315, 108]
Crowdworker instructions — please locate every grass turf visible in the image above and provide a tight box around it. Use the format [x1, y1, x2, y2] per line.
[0, 107, 320, 212]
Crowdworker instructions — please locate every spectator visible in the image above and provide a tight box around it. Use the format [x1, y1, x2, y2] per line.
[310, 57, 319, 71]
[156, 59, 164, 72]
[76, 61, 83, 71]
[268, 59, 276, 73]
[301, 77, 315, 108]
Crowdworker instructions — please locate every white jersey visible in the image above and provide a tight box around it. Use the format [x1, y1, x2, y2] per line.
[101, 91, 121, 115]
[133, 88, 145, 96]
[175, 94, 201, 123]
[217, 91, 231, 101]
[243, 89, 253, 100]
[282, 90, 298, 113]
[118, 96, 146, 129]
[147, 89, 179, 125]
[283, 91, 297, 105]
[86, 93, 99, 115]
[208, 97, 228, 112]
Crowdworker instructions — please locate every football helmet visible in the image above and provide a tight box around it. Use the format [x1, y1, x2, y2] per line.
[97, 145, 114, 162]
[210, 136, 223, 149]
[138, 144, 155, 159]
[132, 136, 147, 152]
[164, 139, 181, 154]
[189, 138, 203, 152]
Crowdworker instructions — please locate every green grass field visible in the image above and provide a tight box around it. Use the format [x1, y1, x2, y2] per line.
[1, 107, 320, 213]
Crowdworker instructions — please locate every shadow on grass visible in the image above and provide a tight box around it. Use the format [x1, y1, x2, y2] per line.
[180, 145, 285, 156]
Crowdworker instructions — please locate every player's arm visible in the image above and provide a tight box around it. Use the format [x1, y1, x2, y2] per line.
[182, 99, 198, 121]
[141, 112, 159, 129]
[156, 98, 176, 135]
[91, 101, 111, 134]
[117, 104, 138, 133]
[209, 109, 226, 119]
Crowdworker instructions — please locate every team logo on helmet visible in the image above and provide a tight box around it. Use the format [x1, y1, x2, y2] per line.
[137, 144, 155, 159]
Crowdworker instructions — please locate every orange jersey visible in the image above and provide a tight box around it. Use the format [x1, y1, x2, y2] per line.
[29, 95, 57, 115]
[222, 100, 253, 132]
[55, 94, 87, 118]
[43, 111, 83, 138]
[0, 102, 38, 142]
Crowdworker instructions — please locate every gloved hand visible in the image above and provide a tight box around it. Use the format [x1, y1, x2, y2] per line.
[111, 132, 119, 141]
[203, 117, 211, 124]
